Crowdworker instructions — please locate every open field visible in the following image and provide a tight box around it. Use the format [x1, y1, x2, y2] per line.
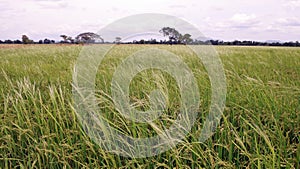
[0, 44, 299, 168]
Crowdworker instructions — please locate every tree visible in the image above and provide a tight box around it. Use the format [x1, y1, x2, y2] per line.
[13, 40, 22, 44]
[22, 35, 29, 44]
[60, 35, 68, 43]
[4, 40, 13, 44]
[179, 34, 193, 44]
[60, 35, 74, 43]
[75, 32, 103, 43]
[159, 27, 181, 44]
[22, 35, 33, 44]
[66, 36, 74, 43]
[115, 37, 122, 44]
[43, 39, 51, 44]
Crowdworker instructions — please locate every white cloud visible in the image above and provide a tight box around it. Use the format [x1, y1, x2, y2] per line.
[229, 13, 259, 28]
[277, 17, 300, 26]
[35, 1, 69, 9]
[283, 0, 300, 9]
[168, 5, 186, 9]
[208, 13, 260, 31]
[230, 14, 257, 23]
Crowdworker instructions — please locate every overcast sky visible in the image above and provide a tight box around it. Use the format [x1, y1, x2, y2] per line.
[0, 0, 299, 42]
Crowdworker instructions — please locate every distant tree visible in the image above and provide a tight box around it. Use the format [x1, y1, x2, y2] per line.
[60, 35, 74, 43]
[43, 39, 51, 44]
[22, 35, 29, 44]
[232, 40, 241, 45]
[66, 36, 74, 43]
[139, 39, 145, 44]
[210, 40, 219, 45]
[38, 40, 43, 44]
[75, 32, 103, 43]
[115, 37, 122, 44]
[13, 40, 22, 44]
[22, 35, 33, 44]
[4, 40, 13, 44]
[60, 35, 68, 43]
[159, 27, 181, 44]
[150, 39, 157, 44]
[179, 34, 193, 44]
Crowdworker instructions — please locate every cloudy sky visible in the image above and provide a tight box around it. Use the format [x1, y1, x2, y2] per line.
[0, 0, 299, 42]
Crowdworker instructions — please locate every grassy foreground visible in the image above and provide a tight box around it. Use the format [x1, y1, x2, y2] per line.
[0, 44, 299, 168]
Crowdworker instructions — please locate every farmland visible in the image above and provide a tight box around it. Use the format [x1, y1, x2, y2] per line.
[0, 44, 299, 168]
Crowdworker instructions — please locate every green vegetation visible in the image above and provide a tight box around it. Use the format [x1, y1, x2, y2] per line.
[0, 44, 299, 168]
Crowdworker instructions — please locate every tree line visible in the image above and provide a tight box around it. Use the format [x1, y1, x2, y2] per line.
[0, 27, 299, 47]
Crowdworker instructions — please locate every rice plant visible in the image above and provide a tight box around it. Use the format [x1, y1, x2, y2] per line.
[0, 44, 299, 168]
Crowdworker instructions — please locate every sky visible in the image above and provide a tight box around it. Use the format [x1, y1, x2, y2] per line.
[0, 0, 299, 42]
